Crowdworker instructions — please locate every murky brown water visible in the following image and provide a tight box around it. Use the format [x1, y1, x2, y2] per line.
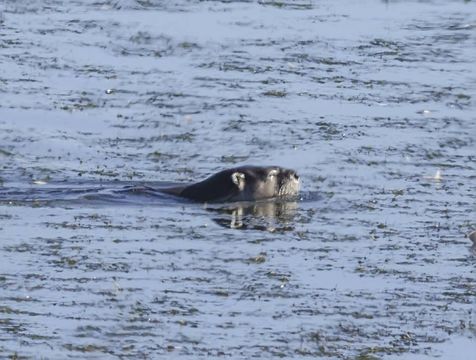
[1, 0, 475, 358]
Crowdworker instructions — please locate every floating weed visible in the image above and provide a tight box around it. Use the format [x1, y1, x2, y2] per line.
[213, 289, 229, 297]
[248, 253, 267, 264]
[147, 151, 179, 161]
[263, 90, 287, 97]
[63, 343, 109, 353]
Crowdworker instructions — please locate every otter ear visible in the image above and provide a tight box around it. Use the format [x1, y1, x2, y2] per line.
[231, 172, 246, 191]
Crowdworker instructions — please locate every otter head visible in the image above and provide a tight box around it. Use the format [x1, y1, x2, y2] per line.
[228, 166, 300, 202]
[177, 165, 300, 203]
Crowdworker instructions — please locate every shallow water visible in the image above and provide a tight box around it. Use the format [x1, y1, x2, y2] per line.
[1, 0, 475, 358]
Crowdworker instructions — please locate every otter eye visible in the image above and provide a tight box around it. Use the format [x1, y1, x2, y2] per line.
[267, 169, 278, 178]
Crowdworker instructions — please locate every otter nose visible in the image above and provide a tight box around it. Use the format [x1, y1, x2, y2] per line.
[290, 172, 299, 181]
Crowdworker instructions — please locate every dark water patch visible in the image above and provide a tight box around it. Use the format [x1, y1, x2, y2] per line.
[286, 53, 360, 67]
[2, 1, 69, 14]
[257, 0, 314, 10]
[0, 148, 13, 156]
[407, 16, 476, 32]
[115, 32, 202, 58]
[205, 60, 274, 75]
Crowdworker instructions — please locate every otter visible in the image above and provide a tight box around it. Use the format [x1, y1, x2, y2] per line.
[161, 165, 300, 203]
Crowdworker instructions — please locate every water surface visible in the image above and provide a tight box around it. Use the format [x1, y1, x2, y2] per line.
[1, 0, 475, 358]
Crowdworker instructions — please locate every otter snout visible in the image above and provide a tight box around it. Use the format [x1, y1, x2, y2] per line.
[276, 169, 300, 197]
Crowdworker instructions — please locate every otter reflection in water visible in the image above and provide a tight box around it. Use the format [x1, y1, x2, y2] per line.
[161, 165, 300, 203]
[208, 200, 299, 232]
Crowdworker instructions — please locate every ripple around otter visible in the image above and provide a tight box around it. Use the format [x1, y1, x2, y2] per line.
[1, 0, 475, 359]
[0, 181, 316, 206]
